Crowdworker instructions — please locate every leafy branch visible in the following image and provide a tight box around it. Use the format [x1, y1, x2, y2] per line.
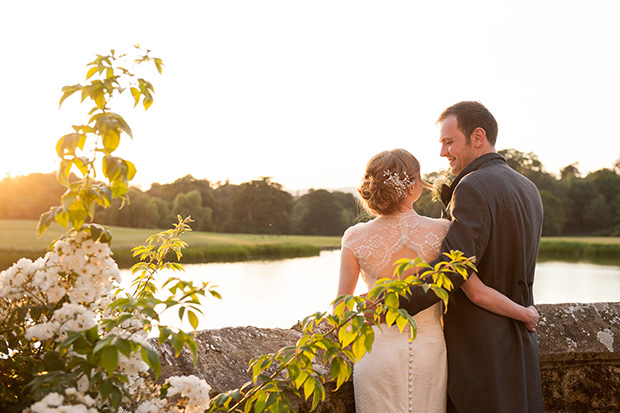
[37, 46, 163, 236]
[209, 251, 476, 412]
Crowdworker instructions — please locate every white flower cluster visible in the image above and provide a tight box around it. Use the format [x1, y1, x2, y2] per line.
[135, 398, 167, 413]
[3, 230, 214, 413]
[0, 230, 122, 344]
[27, 389, 97, 413]
[0, 256, 47, 301]
[130, 375, 212, 413]
[25, 303, 97, 343]
[0, 231, 121, 311]
[161, 375, 212, 413]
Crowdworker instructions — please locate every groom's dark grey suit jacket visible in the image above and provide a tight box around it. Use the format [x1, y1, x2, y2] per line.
[401, 153, 544, 413]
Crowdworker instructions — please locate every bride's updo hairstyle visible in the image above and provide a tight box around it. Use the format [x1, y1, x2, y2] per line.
[358, 148, 421, 216]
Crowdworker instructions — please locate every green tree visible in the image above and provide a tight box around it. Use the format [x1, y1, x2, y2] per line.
[147, 175, 215, 210]
[586, 168, 620, 235]
[560, 163, 581, 181]
[210, 181, 241, 232]
[586, 168, 620, 205]
[0, 173, 67, 219]
[331, 191, 362, 227]
[564, 179, 611, 234]
[539, 190, 566, 236]
[171, 190, 210, 231]
[228, 177, 292, 234]
[499, 148, 557, 192]
[96, 187, 161, 228]
[294, 189, 349, 236]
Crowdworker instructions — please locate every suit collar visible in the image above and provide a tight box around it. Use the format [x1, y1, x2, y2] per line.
[440, 152, 506, 207]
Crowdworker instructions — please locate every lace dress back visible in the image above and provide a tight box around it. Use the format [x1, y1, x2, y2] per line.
[342, 209, 450, 413]
[342, 210, 449, 289]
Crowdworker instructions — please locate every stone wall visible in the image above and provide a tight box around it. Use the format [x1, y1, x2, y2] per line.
[536, 302, 619, 412]
[154, 302, 619, 412]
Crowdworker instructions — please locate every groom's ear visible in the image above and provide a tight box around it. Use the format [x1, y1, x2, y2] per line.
[470, 127, 487, 148]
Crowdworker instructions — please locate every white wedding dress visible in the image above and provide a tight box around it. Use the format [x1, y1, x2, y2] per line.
[341, 209, 450, 413]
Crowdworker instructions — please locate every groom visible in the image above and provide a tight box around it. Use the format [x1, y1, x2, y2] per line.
[400, 101, 544, 412]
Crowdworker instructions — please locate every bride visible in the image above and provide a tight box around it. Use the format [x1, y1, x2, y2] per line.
[336, 148, 538, 413]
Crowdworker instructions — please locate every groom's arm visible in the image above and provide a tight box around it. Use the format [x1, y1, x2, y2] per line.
[400, 180, 491, 316]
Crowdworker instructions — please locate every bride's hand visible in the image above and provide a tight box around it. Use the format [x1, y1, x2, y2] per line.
[523, 305, 539, 332]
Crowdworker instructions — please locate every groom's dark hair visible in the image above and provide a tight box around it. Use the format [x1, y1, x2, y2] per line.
[437, 101, 498, 146]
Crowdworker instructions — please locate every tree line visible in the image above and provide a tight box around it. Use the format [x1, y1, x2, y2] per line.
[2, 149, 619, 237]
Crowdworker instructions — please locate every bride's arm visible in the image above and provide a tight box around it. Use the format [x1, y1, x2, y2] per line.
[462, 273, 539, 331]
[333, 247, 361, 312]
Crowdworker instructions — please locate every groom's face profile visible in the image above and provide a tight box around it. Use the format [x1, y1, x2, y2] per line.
[438, 115, 477, 175]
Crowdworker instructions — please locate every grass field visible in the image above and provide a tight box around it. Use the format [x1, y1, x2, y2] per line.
[2, 220, 619, 270]
[0, 220, 342, 269]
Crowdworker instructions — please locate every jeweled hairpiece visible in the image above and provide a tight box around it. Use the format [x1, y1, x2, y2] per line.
[383, 169, 415, 198]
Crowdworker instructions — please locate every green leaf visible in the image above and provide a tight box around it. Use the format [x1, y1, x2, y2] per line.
[56, 132, 86, 158]
[170, 333, 184, 357]
[125, 159, 137, 180]
[102, 129, 121, 153]
[310, 379, 324, 410]
[130, 87, 141, 107]
[385, 309, 397, 327]
[37, 207, 60, 236]
[100, 379, 113, 400]
[43, 351, 64, 371]
[337, 326, 355, 348]
[153, 58, 164, 74]
[56, 159, 73, 187]
[143, 92, 153, 110]
[55, 208, 71, 229]
[385, 291, 398, 309]
[352, 336, 367, 362]
[102, 155, 123, 181]
[431, 286, 449, 302]
[158, 327, 173, 344]
[115, 338, 133, 357]
[362, 324, 375, 351]
[93, 335, 114, 353]
[100, 346, 119, 375]
[187, 310, 199, 331]
[293, 370, 308, 389]
[109, 383, 122, 410]
[85, 326, 99, 343]
[303, 376, 316, 400]
[395, 312, 409, 333]
[86, 66, 98, 80]
[330, 357, 342, 380]
[330, 357, 351, 390]
[59, 84, 82, 107]
[141, 345, 161, 379]
[73, 156, 90, 175]
[111, 113, 133, 139]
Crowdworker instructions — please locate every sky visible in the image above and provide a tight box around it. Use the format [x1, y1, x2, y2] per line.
[1, 1, 619, 194]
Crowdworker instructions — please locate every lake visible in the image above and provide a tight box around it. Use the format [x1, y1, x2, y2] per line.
[121, 250, 620, 331]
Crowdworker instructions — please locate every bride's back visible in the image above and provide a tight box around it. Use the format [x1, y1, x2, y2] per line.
[342, 210, 450, 291]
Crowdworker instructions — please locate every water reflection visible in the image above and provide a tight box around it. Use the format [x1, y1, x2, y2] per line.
[121, 250, 620, 331]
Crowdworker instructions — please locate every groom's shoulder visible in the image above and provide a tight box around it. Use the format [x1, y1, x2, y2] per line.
[460, 162, 540, 201]
[458, 163, 516, 193]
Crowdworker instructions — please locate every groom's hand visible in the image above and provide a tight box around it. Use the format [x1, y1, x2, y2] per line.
[523, 305, 539, 332]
